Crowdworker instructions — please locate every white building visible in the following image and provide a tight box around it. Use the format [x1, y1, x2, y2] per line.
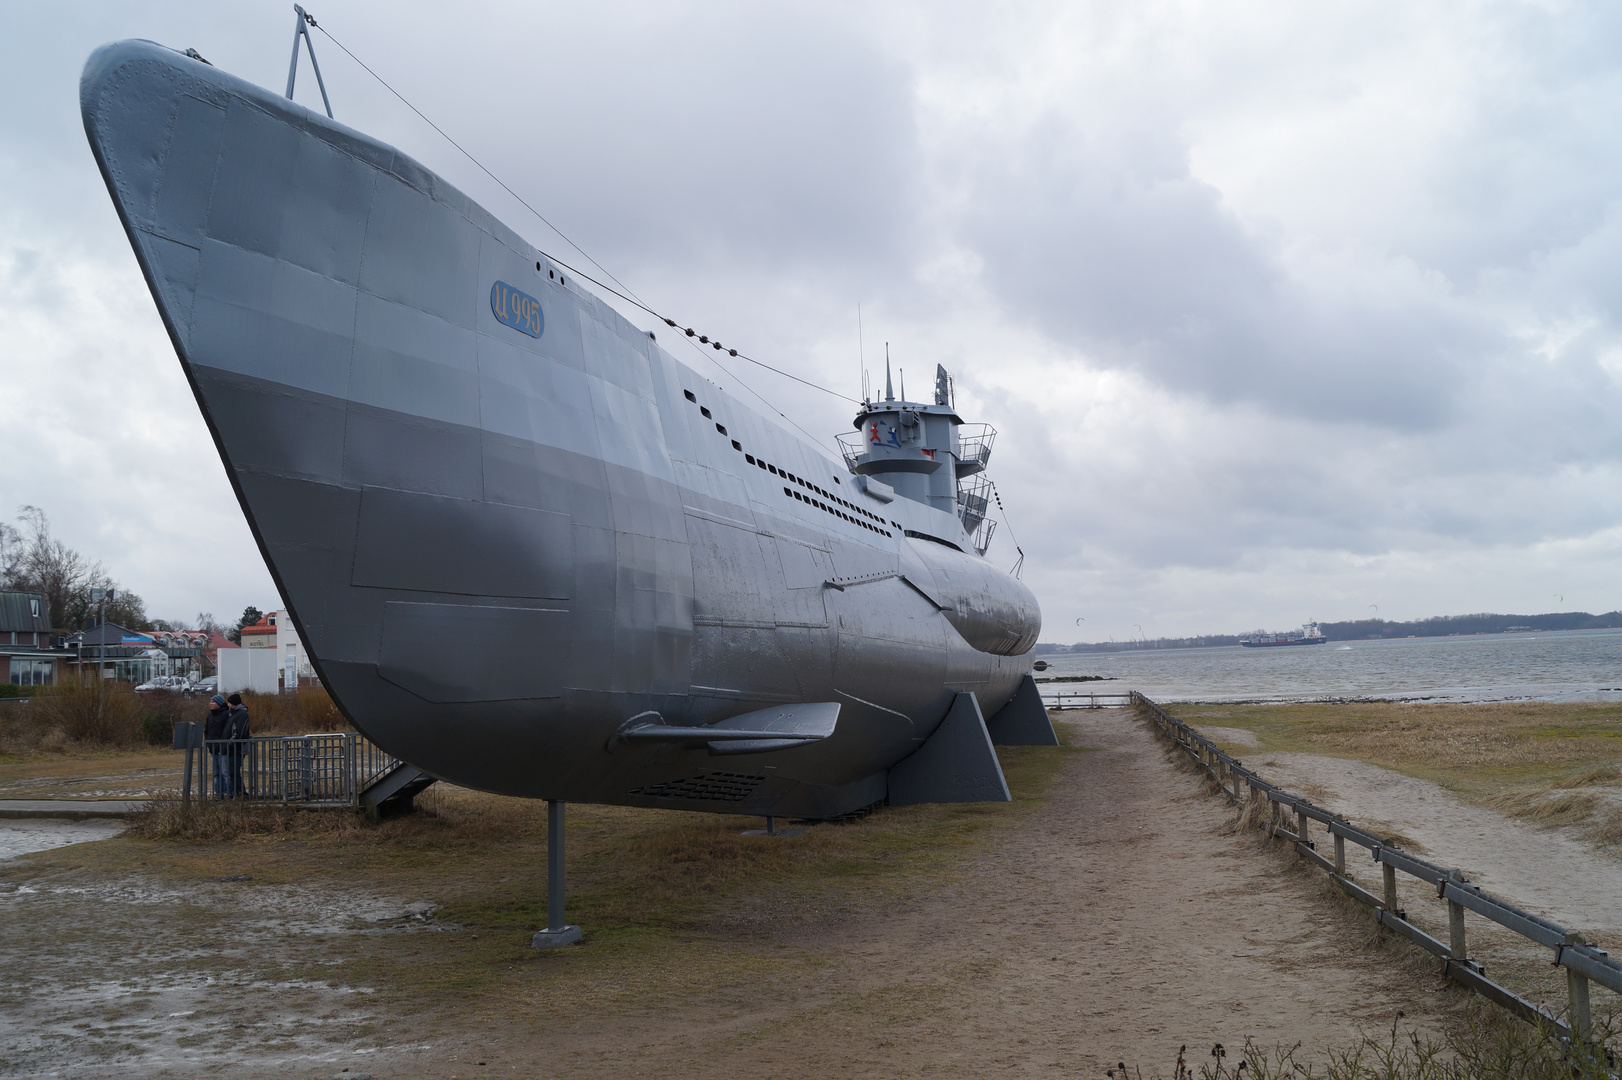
[230, 609, 318, 691]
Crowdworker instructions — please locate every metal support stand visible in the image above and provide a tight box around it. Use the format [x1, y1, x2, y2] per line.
[743, 815, 805, 837]
[531, 800, 581, 948]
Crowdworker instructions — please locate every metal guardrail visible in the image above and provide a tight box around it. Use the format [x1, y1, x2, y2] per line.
[1132, 690, 1621, 1042]
[186, 733, 403, 806]
[1042, 690, 1132, 710]
[955, 424, 996, 473]
[834, 431, 865, 473]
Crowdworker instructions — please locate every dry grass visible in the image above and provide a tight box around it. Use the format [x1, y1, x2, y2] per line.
[1170, 701, 1622, 785]
[1167, 701, 1622, 844]
[1133, 1002, 1621, 1080]
[0, 684, 349, 759]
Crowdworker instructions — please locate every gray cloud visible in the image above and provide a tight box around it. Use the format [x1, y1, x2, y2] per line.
[5, 0, 1622, 639]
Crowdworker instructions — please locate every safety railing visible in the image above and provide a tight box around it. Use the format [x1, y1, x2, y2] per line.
[835, 431, 866, 473]
[186, 732, 402, 806]
[1133, 690, 1622, 1043]
[1042, 690, 1133, 710]
[955, 424, 996, 475]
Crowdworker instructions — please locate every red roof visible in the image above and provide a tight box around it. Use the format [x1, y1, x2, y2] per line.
[240, 613, 276, 638]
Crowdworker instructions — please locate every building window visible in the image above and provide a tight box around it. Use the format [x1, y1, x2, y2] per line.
[29, 598, 40, 618]
[10, 658, 54, 687]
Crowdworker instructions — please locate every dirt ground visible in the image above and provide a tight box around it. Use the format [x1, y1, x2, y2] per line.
[0, 711, 1462, 1079]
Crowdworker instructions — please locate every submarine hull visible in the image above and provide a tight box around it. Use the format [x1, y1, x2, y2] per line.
[80, 40, 1042, 817]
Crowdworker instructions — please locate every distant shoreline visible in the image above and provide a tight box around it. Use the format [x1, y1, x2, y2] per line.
[1039, 612, 1622, 655]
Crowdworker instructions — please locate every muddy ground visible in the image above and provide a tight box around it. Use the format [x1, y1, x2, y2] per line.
[0, 711, 1472, 1079]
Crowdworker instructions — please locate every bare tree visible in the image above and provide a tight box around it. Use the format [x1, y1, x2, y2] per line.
[0, 506, 148, 632]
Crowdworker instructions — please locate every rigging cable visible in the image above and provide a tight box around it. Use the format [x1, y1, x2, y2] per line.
[309, 17, 858, 407]
[991, 483, 1025, 578]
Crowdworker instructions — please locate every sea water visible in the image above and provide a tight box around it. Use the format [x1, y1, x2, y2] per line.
[1036, 627, 1622, 704]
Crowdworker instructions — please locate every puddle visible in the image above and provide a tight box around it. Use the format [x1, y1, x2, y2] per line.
[0, 819, 126, 860]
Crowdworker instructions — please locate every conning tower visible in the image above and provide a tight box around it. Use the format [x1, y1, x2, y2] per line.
[837, 363, 998, 553]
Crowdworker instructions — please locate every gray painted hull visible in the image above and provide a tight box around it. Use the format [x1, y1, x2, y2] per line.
[80, 40, 1042, 818]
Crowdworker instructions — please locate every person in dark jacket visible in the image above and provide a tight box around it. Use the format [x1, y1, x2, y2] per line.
[223, 692, 251, 798]
[204, 695, 230, 798]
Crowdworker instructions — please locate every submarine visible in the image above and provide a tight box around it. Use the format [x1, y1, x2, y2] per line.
[80, 37, 1048, 820]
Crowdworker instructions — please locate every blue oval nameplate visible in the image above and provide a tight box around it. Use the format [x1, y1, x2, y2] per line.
[491, 280, 544, 338]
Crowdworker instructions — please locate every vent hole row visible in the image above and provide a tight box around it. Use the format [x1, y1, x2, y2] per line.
[683, 388, 898, 537]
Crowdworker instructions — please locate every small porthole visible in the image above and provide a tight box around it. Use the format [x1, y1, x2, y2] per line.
[731, 440, 741, 451]
[684, 390, 696, 402]
[701, 407, 712, 419]
[746, 454, 756, 465]
[536, 261, 542, 271]
[716, 423, 727, 436]
[549, 269, 555, 279]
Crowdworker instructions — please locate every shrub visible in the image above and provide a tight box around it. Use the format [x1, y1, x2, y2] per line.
[0, 684, 28, 699]
[237, 687, 350, 735]
[34, 684, 143, 747]
[135, 689, 202, 746]
[0, 699, 62, 754]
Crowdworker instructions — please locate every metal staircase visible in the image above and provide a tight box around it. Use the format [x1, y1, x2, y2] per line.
[359, 761, 438, 821]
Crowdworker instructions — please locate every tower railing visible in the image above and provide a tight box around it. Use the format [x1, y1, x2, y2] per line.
[955, 424, 996, 475]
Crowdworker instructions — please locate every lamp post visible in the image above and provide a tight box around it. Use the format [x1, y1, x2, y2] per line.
[90, 588, 115, 715]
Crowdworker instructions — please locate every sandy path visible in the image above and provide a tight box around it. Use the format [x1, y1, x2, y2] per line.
[428, 709, 1453, 1079]
[1253, 753, 1622, 936]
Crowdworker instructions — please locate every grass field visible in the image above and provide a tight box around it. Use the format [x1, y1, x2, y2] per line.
[1169, 700, 1622, 844]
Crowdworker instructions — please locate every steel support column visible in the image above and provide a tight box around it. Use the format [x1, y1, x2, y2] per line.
[532, 800, 582, 948]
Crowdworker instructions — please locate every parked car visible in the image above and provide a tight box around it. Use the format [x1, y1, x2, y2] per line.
[134, 675, 190, 693]
[184, 676, 218, 696]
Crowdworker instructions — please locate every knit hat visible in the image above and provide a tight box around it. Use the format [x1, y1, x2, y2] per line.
[210, 694, 226, 706]
[227, 692, 243, 706]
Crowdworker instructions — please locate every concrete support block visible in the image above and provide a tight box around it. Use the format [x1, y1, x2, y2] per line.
[888, 692, 1011, 806]
[984, 675, 1059, 746]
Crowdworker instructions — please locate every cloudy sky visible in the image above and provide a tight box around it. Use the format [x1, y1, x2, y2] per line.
[4, 0, 1622, 642]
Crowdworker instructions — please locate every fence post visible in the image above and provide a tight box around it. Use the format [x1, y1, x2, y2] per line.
[1334, 832, 1346, 877]
[1382, 858, 1398, 913]
[1270, 799, 1282, 838]
[1296, 807, 1310, 846]
[1446, 869, 1468, 965]
[1565, 932, 1593, 1040]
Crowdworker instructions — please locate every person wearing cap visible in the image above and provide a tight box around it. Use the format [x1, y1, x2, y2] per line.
[223, 692, 252, 798]
[204, 694, 230, 798]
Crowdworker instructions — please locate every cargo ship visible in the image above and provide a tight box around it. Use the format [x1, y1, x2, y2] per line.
[1240, 622, 1327, 648]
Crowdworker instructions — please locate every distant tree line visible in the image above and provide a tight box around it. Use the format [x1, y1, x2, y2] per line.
[1037, 610, 1622, 654]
